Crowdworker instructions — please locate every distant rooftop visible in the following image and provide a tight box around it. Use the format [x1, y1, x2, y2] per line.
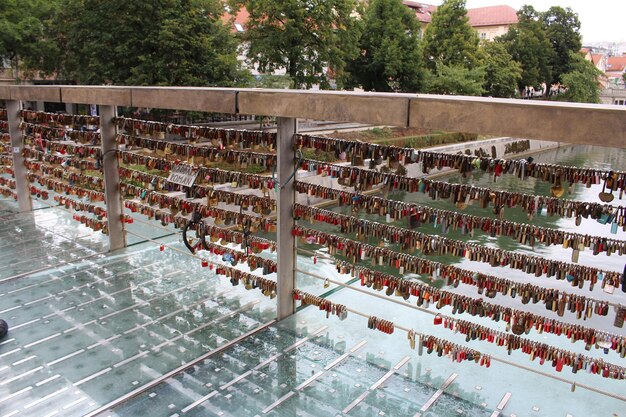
[404, 3, 518, 27]
[402, 1, 438, 24]
[466, 5, 518, 27]
[227, 3, 520, 32]
[607, 55, 626, 73]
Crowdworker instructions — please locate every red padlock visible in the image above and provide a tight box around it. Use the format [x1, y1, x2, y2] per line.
[201, 259, 208, 268]
[159, 245, 165, 252]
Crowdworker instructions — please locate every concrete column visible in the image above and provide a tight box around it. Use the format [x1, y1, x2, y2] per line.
[99, 105, 125, 251]
[35, 101, 45, 112]
[276, 117, 298, 320]
[6, 100, 32, 212]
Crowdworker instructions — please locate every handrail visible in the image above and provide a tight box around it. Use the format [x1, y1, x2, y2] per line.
[1, 85, 624, 147]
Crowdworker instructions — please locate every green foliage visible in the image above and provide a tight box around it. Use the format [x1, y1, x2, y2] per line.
[124, 164, 168, 178]
[560, 51, 601, 103]
[345, 0, 425, 92]
[366, 127, 393, 139]
[541, 6, 582, 83]
[301, 148, 338, 163]
[210, 160, 268, 174]
[245, 75, 293, 89]
[481, 41, 522, 98]
[404, 132, 478, 148]
[425, 62, 485, 96]
[422, 0, 482, 71]
[56, 0, 245, 86]
[0, 0, 60, 80]
[83, 170, 103, 179]
[498, 5, 554, 89]
[233, 0, 362, 89]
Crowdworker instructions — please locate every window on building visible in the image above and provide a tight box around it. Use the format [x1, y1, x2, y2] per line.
[480, 33, 487, 40]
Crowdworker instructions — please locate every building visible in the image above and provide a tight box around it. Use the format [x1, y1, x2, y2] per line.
[606, 55, 626, 87]
[226, 3, 519, 42]
[466, 5, 518, 40]
[402, 2, 518, 41]
[402, 1, 437, 36]
[581, 48, 610, 88]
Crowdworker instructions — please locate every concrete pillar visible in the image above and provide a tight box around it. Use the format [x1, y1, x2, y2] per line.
[35, 101, 45, 112]
[99, 105, 126, 251]
[276, 117, 298, 320]
[6, 100, 32, 212]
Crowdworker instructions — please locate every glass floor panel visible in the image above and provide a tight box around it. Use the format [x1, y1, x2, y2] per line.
[3, 141, 626, 417]
[108, 307, 625, 417]
[0, 201, 277, 417]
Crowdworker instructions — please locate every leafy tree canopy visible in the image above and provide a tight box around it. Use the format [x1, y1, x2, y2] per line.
[498, 5, 554, 89]
[345, 0, 424, 92]
[481, 41, 521, 98]
[0, 0, 60, 80]
[541, 6, 582, 83]
[560, 51, 602, 103]
[425, 61, 485, 96]
[232, 0, 362, 89]
[56, 0, 245, 86]
[422, 0, 482, 70]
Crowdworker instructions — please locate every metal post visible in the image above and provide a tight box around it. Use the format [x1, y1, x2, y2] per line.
[99, 105, 125, 251]
[276, 117, 298, 320]
[6, 100, 32, 212]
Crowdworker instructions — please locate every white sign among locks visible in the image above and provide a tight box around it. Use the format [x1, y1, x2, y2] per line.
[167, 164, 199, 188]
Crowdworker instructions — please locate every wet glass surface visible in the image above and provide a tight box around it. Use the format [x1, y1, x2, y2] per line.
[1, 144, 625, 417]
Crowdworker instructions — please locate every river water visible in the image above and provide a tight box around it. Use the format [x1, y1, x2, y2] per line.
[290, 144, 626, 404]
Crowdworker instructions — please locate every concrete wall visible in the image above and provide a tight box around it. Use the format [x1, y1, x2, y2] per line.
[475, 24, 509, 41]
[1, 86, 624, 148]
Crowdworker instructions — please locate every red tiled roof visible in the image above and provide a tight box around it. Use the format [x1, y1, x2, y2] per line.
[222, 6, 249, 32]
[591, 53, 604, 66]
[404, 3, 517, 27]
[466, 5, 518, 27]
[607, 56, 626, 72]
[403, 1, 438, 24]
[225, 3, 518, 33]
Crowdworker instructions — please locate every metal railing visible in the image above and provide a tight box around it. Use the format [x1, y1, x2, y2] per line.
[1, 85, 625, 318]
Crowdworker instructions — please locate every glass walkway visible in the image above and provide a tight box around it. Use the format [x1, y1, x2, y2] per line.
[0, 144, 625, 417]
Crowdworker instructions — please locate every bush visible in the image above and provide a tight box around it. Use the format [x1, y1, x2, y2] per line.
[403, 132, 479, 148]
[301, 148, 338, 163]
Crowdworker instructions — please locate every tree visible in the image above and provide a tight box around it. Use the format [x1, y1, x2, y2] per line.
[498, 5, 554, 90]
[425, 62, 485, 96]
[541, 6, 582, 83]
[0, 0, 60, 82]
[232, 0, 362, 89]
[560, 51, 602, 103]
[422, 0, 482, 71]
[481, 41, 522, 98]
[56, 0, 246, 86]
[345, 0, 424, 92]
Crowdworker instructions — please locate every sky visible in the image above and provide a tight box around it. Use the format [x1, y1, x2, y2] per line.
[438, 0, 625, 43]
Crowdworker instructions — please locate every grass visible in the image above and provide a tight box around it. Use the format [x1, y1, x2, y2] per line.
[300, 148, 338, 163]
[208, 161, 268, 174]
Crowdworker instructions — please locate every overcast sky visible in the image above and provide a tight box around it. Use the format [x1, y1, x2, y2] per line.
[437, 0, 625, 43]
